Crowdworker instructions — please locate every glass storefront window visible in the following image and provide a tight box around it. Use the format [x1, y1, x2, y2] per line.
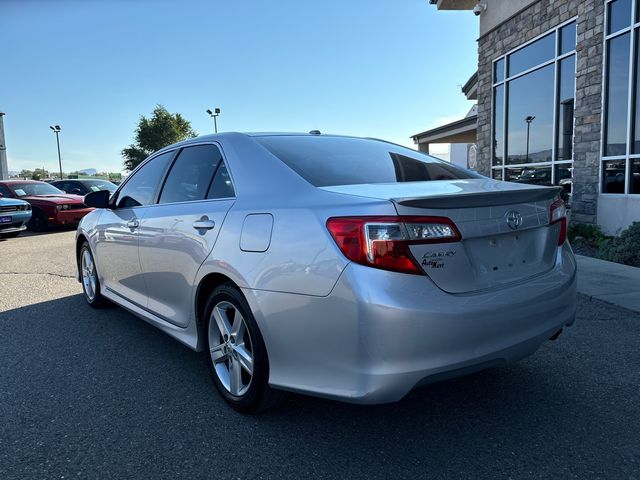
[633, 29, 640, 153]
[492, 169, 503, 181]
[604, 32, 630, 157]
[601, 0, 640, 194]
[493, 85, 504, 165]
[602, 160, 627, 193]
[631, 159, 640, 193]
[608, 0, 632, 34]
[506, 64, 555, 164]
[557, 55, 576, 160]
[494, 58, 505, 83]
[560, 22, 577, 54]
[507, 33, 555, 77]
[505, 166, 552, 186]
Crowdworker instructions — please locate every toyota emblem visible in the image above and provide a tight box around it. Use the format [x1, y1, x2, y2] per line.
[506, 210, 523, 230]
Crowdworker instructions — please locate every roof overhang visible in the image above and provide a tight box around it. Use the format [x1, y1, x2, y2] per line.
[411, 114, 477, 144]
[430, 0, 476, 10]
[462, 71, 478, 100]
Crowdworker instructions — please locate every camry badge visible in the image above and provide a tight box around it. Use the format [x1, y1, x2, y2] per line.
[506, 210, 523, 230]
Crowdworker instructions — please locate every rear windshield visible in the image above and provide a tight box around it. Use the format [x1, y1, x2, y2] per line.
[254, 135, 480, 187]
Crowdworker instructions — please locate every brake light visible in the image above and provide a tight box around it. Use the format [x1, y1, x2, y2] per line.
[549, 199, 567, 245]
[326, 216, 461, 275]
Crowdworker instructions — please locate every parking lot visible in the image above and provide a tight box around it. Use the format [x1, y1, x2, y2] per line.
[1, 231, 639, 479]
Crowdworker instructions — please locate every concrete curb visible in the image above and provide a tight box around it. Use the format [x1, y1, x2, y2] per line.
[575, 254, 640, 313]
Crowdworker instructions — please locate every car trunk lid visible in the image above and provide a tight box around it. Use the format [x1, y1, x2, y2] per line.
[321, 179, 563, 293]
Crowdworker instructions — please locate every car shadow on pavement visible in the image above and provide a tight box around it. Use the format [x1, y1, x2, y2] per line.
[0, 294, 637, 478]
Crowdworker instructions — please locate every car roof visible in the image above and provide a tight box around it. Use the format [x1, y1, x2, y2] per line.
[153, 131, 380, 156]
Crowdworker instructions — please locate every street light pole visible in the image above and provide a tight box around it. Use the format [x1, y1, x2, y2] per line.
[0, 112, 8, 181]
[206, 108, 221, 134]
[525, 115, 535, 163]
[50, 125, 63, 179]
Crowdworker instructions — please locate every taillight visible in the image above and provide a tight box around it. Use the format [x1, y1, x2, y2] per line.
[326, 216, 461, 275]
[549, 199, 567, 245]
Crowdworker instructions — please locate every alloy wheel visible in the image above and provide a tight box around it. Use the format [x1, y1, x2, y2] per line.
[208, 301, 254, 396]
[81, 249, 97, 302]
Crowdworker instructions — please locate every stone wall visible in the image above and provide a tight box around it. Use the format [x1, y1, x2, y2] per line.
[476, 0, 604, 224]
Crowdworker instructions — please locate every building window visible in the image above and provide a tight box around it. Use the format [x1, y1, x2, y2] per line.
[492, 20, 576, 194]
[602, 0, 640, 194]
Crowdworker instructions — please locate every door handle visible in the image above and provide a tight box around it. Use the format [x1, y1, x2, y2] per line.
[193, 218, 215, 230]
[126, 219, 139, 229]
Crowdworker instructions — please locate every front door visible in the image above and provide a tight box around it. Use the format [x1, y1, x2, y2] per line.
[95, 150, 175, 306]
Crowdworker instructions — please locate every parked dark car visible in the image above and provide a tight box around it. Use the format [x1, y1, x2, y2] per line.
[51, 179, 117, 196]
[0, 180, 93, 231]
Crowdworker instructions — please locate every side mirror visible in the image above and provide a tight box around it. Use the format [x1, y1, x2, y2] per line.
[84, 189, 111, 208]
[71, 188, 82, 195]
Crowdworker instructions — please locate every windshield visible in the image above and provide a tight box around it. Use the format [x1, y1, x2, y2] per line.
[83, 180, 117, 192]
[254, 135, 480, 187]
[10, 182, 65, 197]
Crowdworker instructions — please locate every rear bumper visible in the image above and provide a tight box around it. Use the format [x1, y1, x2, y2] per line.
[247, 243, 577, 404]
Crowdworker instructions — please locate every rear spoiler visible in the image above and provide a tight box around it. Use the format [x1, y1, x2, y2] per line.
[395, 186, 563, 209]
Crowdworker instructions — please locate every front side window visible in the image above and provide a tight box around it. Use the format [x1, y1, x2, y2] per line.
[159, 144, 223, 204]
[602, 0, 640, 194]
[492, 20, 576, 189]
[255, 136, 479, 187]
[116, 151, 174, 208]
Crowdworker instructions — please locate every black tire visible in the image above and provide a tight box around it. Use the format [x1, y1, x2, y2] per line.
[204, 283, 284, 413]
[27, 209, 48, 232]
[78, 242, 110, 308]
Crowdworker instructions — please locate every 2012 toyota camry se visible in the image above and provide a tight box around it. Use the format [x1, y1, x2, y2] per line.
[77, 132, 576, 412]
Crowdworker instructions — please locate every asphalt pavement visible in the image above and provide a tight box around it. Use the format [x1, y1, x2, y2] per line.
[1, 231, 639, 479]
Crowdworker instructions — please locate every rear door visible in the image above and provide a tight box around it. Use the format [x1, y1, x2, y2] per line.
[137, 143, 235, 327]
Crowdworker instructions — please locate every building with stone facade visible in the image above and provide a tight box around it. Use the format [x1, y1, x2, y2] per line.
[415, 0, 640, 234]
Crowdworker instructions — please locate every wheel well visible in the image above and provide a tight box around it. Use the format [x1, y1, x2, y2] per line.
[196, 273, 237, 337]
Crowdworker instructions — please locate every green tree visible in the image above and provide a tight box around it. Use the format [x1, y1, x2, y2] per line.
[31, 168, 49, 180]
[122, 105, 197, 171]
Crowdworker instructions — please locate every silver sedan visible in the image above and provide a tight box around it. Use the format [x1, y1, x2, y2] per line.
[77, 133, 576, 412]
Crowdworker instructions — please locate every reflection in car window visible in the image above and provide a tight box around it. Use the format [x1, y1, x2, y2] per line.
[82, 179, 117, 192]
[9, 182, 64, 196]
[116, 151, 174, 208]
[0, 184, 12, 197]
[207, 161, 235, 199]
[159, 145, 222, 204]
[255, 136, 479, 187]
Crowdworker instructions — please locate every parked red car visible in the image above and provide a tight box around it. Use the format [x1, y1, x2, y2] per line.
[0, 180, 93, 231]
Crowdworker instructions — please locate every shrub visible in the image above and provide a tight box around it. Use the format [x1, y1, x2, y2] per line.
[568, 223, 605, 248]
[598, 221, 640, 267]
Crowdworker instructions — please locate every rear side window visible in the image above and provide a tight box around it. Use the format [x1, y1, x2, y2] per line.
[207, 161, 235, 199]
[254, 136, 480, 187]
[159, 145, 223, 204]
[116, 151, 174, 208]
